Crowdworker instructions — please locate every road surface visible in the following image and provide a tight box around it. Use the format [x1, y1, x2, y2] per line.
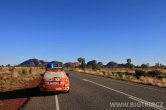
[22, 71, 166, 110]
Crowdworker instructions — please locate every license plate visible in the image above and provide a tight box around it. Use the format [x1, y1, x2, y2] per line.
[49, 82, 60, 84]
[56, 88, 62, 90]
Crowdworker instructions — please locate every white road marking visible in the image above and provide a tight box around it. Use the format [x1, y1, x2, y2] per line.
[55, 95, 60, 110]
[78, 71, 166, 93]
[109, 78, 166, 93]
[82, 79, 166, 110]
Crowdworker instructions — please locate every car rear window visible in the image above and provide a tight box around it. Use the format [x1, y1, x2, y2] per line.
[46, 72, 65, 78]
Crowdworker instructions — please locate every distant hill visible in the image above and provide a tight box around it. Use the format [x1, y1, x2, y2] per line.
[64, 62, 80, 68]
[19, 59, 63, 67]
[19, 58, 48, 67]
[106, 61, 126, 68]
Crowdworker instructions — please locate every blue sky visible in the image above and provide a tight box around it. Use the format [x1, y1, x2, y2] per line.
[0, 0, 166, 65]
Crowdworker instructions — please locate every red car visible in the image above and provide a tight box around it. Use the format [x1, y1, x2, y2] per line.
[39, 69, 70, 93]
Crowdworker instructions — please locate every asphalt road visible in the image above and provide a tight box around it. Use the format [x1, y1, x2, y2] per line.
[22, 71, 166, 110]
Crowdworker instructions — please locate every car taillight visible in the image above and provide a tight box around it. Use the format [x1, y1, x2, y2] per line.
[65, 84, 69, 87]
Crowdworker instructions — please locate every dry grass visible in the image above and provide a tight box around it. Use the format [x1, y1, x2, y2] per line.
[0, 67, 45, 92]
[72, 68, 166, 88]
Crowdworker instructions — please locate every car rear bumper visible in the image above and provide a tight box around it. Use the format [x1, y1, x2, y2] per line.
[39, 85, 69, 92]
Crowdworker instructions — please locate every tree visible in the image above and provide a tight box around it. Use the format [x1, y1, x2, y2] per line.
[155, 63, 160, 68]
[77, 57, 86, 69]
[127, 58, 131, 65]
[126, 58, 134, 68]
[141, 63, 149, 68]
[7, 64, 10, 67]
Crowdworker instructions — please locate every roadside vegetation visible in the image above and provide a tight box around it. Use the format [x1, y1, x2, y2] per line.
[71, 68, 166, 88]
[66, 57, 166, 88]
[0, 67, 45, 92]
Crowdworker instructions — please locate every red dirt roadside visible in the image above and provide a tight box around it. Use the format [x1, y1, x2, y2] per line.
[0, 78, 41, 110]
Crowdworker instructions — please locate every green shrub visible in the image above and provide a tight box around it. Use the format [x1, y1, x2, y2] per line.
[22, 68, 28, 75]
[148, 70, 161, 77]
[135, 70, 146, 79]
